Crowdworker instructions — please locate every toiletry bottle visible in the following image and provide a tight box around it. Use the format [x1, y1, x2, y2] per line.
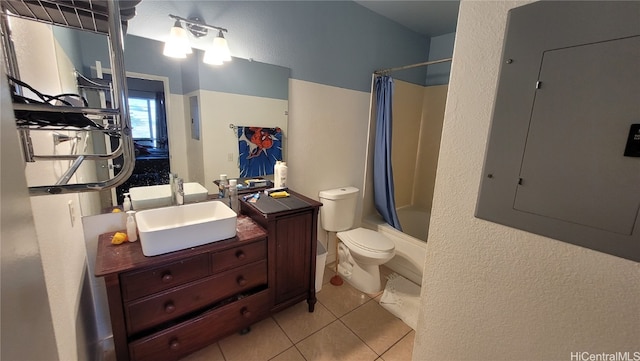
[126, 211, 138, 242]
[228, 179, 240, 214]
[274, 161, 282, 188]
[123, 193, 132, 211]
[219, 174, 228, 199]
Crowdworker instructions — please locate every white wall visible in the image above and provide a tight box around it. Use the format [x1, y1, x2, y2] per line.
[167, 92, 189, 181]
[1, 38, 59, 361]
[199, 90, 288, 193]
[287, 79, 371, 262]
[10, 18, 95, 361]
[414, 1, 640, 360]
[184, 91, 205, 185]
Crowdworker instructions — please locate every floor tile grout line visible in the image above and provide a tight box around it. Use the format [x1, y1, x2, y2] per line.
[316, 274, 409, 357]
[291, 318, 342, 347]
[267, 314, 303, 361]
[272, 314, 296, 345]
[338, 296, 378, 320]
[320, 286, 376, 320]
[316, 296, 340, 319]
[217, 301, 410, 361]
[292, 343, 309, 361]
[270, 301, 339, 359]
[216, 264, 403, 361]
[266, 344, 308, 361]
[217, 340, 229, 361]
[338, 297, 414, 358]
[270, 293, 378, 356]
[335, 316, 381, 357]
[376, 328, 414, 359]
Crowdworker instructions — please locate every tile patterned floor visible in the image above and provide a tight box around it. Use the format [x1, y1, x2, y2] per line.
[106, 265, 415, 361]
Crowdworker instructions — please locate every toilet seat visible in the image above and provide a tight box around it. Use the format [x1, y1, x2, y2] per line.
[337, 227, 394, 253]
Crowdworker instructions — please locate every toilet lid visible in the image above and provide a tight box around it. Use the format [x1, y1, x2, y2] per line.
[338, 228, 394, 253]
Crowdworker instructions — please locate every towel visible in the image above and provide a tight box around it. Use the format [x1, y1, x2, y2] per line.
[237, 126, 282, 177]
[379, 273, 421, 330]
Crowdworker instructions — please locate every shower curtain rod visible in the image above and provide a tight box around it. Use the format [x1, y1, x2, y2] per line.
[374, 57, 452, 75]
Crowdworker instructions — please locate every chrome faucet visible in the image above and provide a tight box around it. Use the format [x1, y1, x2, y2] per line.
[169, 173, 177, 201]
[174, 178, 184, 206]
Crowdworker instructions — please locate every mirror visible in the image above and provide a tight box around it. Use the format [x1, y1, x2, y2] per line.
[50, 26, 290, 214]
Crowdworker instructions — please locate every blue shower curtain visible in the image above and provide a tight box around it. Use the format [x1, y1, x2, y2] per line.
[373, 76, 402, 231]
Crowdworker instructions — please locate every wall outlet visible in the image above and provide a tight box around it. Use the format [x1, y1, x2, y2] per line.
[228, 153, 233, 162]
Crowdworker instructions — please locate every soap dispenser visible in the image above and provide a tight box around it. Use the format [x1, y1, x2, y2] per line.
[274, 161, 288, 188]
[123, 193, 132, 211]
[126, 210, 138, 242]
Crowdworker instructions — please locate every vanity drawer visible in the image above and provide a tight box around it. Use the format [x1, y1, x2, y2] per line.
[125, 260, 267, 334]
[129, 289, 270, 361]
[121, 254, 209, 301]
[211, 239, 266, 273]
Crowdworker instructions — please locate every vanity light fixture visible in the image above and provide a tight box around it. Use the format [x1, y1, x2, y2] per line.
[163, 14, 232, 65]
[203, 30, 232, 65]
[162, 20, 192, 58]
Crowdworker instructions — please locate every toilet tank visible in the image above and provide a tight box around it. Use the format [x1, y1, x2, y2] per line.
[318, 187, 359, 232]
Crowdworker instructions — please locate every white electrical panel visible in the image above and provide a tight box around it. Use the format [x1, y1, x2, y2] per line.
[476, 1, 640, 262]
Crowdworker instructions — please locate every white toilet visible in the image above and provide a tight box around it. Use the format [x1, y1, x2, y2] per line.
[319, 187, 395, 294]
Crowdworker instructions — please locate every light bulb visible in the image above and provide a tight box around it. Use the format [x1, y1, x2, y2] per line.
[163, 21, 191, 58]
[213, 31, 231, 62]
[203, 30, 231, 65]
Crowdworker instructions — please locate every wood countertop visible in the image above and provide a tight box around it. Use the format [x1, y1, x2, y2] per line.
[95, 215, 267, 277]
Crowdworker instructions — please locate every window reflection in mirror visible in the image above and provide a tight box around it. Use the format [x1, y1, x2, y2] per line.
[43, 25, 290, 215]
[120, 77, 169, 204]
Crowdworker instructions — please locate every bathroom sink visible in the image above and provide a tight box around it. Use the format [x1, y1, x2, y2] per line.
[183, 182, 209, 203]
[129, 182, 209, 210]
[135, 200, 237, 256]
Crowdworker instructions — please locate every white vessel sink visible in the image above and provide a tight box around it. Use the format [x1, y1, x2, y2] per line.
[129, 183, 209, 210]
[183, 182, 209, 203]
[135, 200, 237, 256]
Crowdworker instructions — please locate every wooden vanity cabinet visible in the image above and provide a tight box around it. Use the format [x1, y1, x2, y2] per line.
[95, 216, 269, 361]
[96, 192, 321, 361]
[240, 190, 323, 313]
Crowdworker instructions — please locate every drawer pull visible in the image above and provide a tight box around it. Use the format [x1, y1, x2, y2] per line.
[241, 307, 252, 318]
[161, 272, 173, 283]
[236, 276, 248, 286]
[235, 250, 246, 260]
[169, 338, 180, 350]
[164, 302, 176, 314]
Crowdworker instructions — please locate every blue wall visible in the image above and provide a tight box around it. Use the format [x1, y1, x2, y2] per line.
[56, 2, 454, 94]
[65, 32, 290, 99]
[129, 1, 433, 92]
[195, 56, 289, 100]
[426, 32, 456, 86]
[71, 32, 186, 94]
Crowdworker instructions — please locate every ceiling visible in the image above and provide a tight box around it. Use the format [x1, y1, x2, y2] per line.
[354, 0, 460, 37]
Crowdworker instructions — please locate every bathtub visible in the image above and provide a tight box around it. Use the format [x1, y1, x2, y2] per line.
[363, 208, 430, 285]
[396, 206, 430, 241]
